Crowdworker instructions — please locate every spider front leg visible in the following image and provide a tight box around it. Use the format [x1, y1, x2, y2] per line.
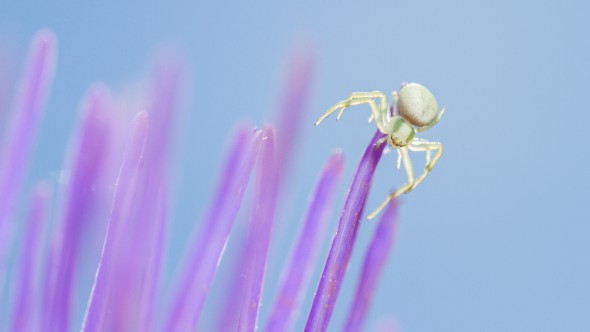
[349, 91, 388, 109]
[315, 92, 389, 133]
[346, 92, 388, 123]
[373, 136, 388, 151]
[407, 139, 443, 189]
[367, 147, 415, 220]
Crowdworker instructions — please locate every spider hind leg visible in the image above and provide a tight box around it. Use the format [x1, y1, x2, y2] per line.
[367, 147, 415, 220]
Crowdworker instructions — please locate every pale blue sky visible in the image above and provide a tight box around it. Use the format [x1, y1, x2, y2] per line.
[2, 1, 589, 331]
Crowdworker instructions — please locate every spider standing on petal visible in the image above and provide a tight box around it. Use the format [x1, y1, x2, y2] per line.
[315, 82, 445, 219]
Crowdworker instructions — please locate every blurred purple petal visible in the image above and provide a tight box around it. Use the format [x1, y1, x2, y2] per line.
[0, 29, 413, 332]
[344, 200, 399, 332]
[102, 177, 168, 331]
[43, 85, 112, 331]
[218, 52, 315, 331]
[105, 58, 181, 330]
[144, 55, 183, 176]
[104, 176, 170, 330]
[10, 182, 51, 332]
[275, 49, 314, 178]
[305, 130, 386, 332]
[165, 125, 262, 331]
[266, 152, 344, 332]
[237, 126, 279, 332]
[214, 235, 248, 331]
[82, 111, 150, 331]
[0, 30, 56, 293]
[140, 184, 169, 331]
[129, 58, 182, 330]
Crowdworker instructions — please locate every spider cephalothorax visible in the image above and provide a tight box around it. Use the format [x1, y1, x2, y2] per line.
[315, 82, 445, 219]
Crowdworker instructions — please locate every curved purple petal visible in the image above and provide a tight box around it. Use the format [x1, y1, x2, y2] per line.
[344, 200, 399, 332]
[144, 54, 183, 177]
[165, 125, 262, 331]
[266, 152, 344, 332]
[82, 111, 150, 331]
[237, 126, 279, 332]
[305, 130, 386, 332]
[214, 52, 315, 331]
[43, 85, 112, 331]
[115, 57, 181, 330]
[275, 49, 314, 179]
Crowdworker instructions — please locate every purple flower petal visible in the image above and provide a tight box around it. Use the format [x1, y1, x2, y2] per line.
[133, 58, 181, 330]
[213, 235, 248, 331]
[165, 125, 262, 331]
[82, 111, 150, 331]
[10, 182, 51, 331]
[0, 30, 411, 332]
[275, 50, 314, 179]
[144, 55, 183, 177]
[43, 85, 112, 331]
[0, 30, 56, 294]
[344, 200, 399, 332]
[104, 176, 170, 331]
[305, 130, 386, 332]
[237, 125, 279, 332]
[216, 53, 314, 331]
[97, 57, 182, 330]
[140, 184, 169, 331]
[266, 152, 344, 332]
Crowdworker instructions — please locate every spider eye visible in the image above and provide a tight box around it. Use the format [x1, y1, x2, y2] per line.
[390, 134, 406, 147]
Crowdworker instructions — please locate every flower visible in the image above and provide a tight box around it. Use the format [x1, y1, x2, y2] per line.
[0, 29, 399, 332]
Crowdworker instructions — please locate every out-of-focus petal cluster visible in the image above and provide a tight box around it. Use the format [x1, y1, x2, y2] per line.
[0, 30, 56, 295]
[0, 30, 401, 332]
[267, 152, 344, 332]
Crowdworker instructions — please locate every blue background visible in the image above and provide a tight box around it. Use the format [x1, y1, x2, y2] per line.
[2, 0, 589, 331]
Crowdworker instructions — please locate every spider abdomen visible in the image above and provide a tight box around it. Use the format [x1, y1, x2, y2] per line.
[397, 83, 439, 127]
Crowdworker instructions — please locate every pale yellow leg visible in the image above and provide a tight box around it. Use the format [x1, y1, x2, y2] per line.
[347, 92, 388, 123]
[367, 148, 415, 220]
[415, 106, 446, 132]
[373, 136, 388, 151]
[315, 93, 389, 133]
[349, 91, 387, 107]
[407, 139, 443, 189]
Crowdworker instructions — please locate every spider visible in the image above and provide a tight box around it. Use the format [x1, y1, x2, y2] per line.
[315, 82, 445, 219]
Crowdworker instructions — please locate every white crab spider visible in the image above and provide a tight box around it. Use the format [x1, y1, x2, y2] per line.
[315, 82, 445, 219]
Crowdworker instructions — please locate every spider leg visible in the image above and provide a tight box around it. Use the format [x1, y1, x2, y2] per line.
[349, 91, 388, 106]
[367, 147, 415, 220]
[415, 106, 446, 132]
[348, 92, 388, 123]
[315, 92, 389, 133]
[373, 136, 388, 151]
[407, 139, 443, 190]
